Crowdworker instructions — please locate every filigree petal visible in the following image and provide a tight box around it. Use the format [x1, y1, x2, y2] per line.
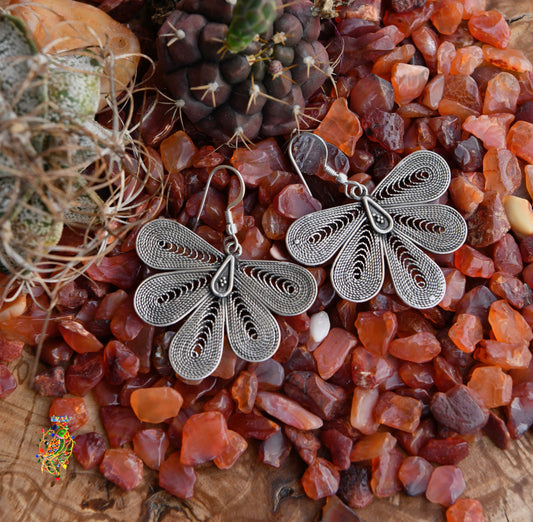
[285, 203, 365, 265]
[330, 221, 385, 303]
[133, 270, 213, 326]
[168, 296, 225, 381]
[372, 150, 451, 207]
[390, 204, 467, 254]
[136, 218, 223, 271]
[383, 232, 446, 309]
[226, 289, 280, 362]
[237, 260, 317, 316]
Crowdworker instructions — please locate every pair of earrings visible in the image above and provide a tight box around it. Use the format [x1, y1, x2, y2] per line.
[134, 135, 467, 380]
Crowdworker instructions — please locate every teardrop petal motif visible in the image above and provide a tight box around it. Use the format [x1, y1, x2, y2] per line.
[372, 150, 451, 207]
[168, 296, 225, 381]
[383, 232, 446, 309]
[134, 270, 213, 326]
[226, 288, 280, 363]
[330, 221, 385, 303]
[389, 204, 468, 254]
[136, 218, 223, 271]
[285, 203, 365, 266]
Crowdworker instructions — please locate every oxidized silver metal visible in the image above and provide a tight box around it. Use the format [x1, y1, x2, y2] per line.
[286, 145, 467, 309]
[134, 218, 317, 381]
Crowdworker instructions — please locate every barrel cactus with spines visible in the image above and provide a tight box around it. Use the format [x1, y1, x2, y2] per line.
[156, 0, 331, 144]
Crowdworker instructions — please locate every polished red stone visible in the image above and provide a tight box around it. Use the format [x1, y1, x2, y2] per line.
[454, 245, 495, 278]
[159, 452, 196, 498]
[231, 370, 258, 414]
[213, 430, 248, 469]
[0, 364, 17, 398]
[100, 448, 143, 490]
[258, 429, 291, 468]
[468, 10, 511, 49]
[49, 397, 88, 432]
[351, 347, 394, 389]
[100, 405, 143, 447]
[65, 352, 104, 396]
[255, 391, 323, 430]
[103, 340, 139, 385]
[73, 432, 106, 469]
[302, 458, 340, 500]
[425, 465, 466, 506]
[371, 447, 404, 498]
[355, 311, 397, 356]
[130, 387, 183, 423]
[350, 432, 396, 462]
[419, 437, 469, 465]
[58, 320, 103, 354]
[34, 366, 66, 397]
[398, 456, 433, 496]
[180, 411, 231, 465]
[375, 391, 422, 433]
[430, 385, 488, 435]
[314, 328, 358, 380]
[132, 428, 169, 470]
[446, 498, 486, 522]
[389, 332, 441, 363]
[350, 387, 379, 435]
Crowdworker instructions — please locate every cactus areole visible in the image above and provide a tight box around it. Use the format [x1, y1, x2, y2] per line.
[156, 0, 330, 144]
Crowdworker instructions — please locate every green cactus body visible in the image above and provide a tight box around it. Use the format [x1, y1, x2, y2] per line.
[0, 15, 45, 116]
[226, 0, 278, 53]
[47, 54, 103, 119]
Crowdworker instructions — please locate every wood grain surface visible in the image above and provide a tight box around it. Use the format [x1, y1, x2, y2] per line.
[1, 1, 533, 521]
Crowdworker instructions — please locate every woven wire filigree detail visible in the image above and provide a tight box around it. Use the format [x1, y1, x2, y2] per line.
[286, 150, 467, 309]
[134, 218, 317, 380]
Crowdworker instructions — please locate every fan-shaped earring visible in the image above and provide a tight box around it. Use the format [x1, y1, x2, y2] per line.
[134, 165, 317, 381]
[285, 133, 467, 310]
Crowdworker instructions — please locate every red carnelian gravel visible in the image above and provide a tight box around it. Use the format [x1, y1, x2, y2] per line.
[302, 458, 340, 500]
[58, 321, 104, 353]
[130, 387, 183, 423]
[448, 314, 483, 353]
[132, 428, 169, 470]
[73, 432, 106, 469]
[355, 311, 398, 356]
[101, 405, 143, 447]
[446, 498, 486, 522]
[426, 465, 466, 506]
[314, 328, 358, 380]
[371, 447, 403, 498]
[350, 432, 396, 462]
[389, 332, 441, 363]
[49, 397, 88, 432]
[398, 456, 433, 496]
[375, 391, 422, 433]
[100, 448, 143, 490]
[213, 430, 248, 469]
[468, 10, 511, 49]
[0, 335, 24, 363]
[0, 364, 17, 398]
[180, 411, 231, 466]
[159, 452, 196, 498]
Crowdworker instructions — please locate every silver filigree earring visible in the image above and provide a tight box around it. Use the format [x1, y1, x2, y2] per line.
[134, 165, 317, 381]
[285, 134, 468, 310]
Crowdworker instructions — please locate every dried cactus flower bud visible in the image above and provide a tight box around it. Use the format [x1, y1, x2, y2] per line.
[157, 0, 330, 144]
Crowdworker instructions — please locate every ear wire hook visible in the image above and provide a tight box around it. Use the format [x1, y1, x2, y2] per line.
[193, 165, 246, 255]
[288, 133, 368, 200]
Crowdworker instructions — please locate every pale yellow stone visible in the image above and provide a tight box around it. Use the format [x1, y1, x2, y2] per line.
[503, 195, 533, 236]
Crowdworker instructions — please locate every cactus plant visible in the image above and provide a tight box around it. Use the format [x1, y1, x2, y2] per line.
[0, 12, 146, 294]
[156, 0, 331, 144]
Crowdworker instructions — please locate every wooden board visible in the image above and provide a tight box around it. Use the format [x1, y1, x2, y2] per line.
[1, 1, 533, 521]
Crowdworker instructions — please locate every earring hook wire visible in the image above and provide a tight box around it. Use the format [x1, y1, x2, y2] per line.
[288, 133, 368, 200]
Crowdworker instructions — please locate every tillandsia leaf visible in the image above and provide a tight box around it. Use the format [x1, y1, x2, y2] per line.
[0, 14, 46, 116]
[225, 0, 278, 53]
